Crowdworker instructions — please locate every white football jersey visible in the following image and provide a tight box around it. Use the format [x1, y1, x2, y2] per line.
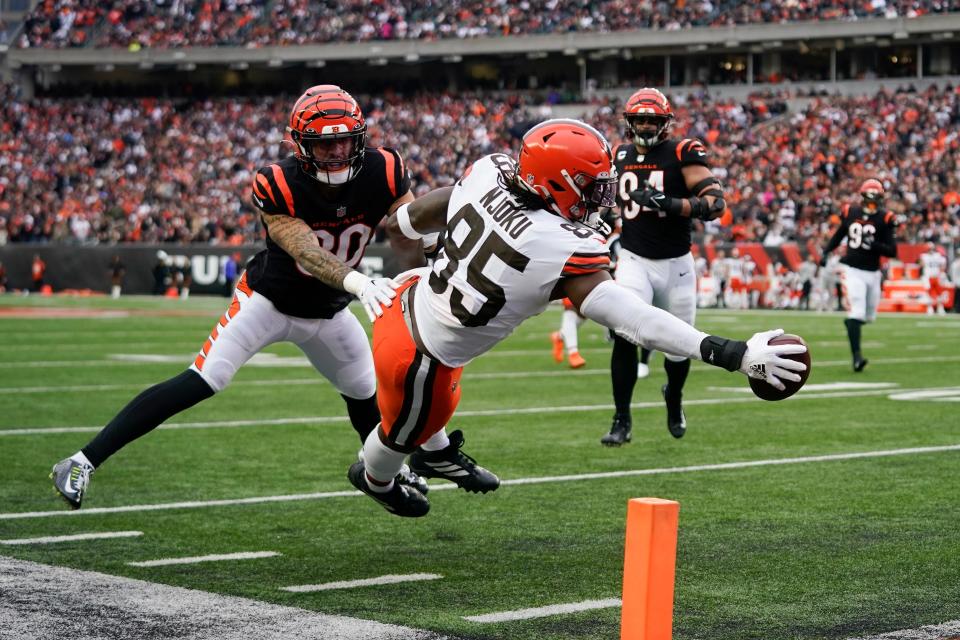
[920, 251, 946, 278]
[413, 154, 611, 367]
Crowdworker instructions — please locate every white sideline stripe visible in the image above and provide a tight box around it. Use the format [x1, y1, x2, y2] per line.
[847, 619, 960, 639]
[0, 556, 442, 640]
[3, 443, 959, 521]
[1, 385, 955, 436]
[463, 598, 622, 623]
[282, 573, 442, 593]
[127, 551, 280, 567]
[5, 349, 960, 372]
[0, 530, 143, 545]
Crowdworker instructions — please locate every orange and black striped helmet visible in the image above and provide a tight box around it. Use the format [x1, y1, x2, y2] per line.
[623, 88, 674, 147]
[287, 85, 366, 184]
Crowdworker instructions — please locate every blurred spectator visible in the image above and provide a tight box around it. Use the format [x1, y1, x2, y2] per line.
[31, 254, 47, 291]
[152, 250, 172, 295]
[0, 260, 7, 292]
[108, 254, 126, 299]
[222, 252, 240, 296]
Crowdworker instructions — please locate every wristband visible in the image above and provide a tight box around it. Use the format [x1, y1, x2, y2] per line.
[395, 203, 426, 240]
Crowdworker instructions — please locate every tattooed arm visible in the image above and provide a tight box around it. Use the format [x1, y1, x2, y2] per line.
[261, 213, 353, 289]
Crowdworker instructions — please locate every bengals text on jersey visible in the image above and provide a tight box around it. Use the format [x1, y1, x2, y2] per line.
[247, 147, 410, 318]
[614, 138, 710, 260]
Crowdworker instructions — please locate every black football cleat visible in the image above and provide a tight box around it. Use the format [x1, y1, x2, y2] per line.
[853, 357, 869, 372]
[409, 430, 500, 494]
[601, 414, 632, 446]
[397, 463, 429, 495]
[662, 384, 687, 439]
[50, 458, 94, 510]
[347, 461, 429, 518]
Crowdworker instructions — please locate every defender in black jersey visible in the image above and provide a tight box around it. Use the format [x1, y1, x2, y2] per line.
[820, 178, 898, 372]
[601, 88, 727, 446]
[51, 85, 428, 510]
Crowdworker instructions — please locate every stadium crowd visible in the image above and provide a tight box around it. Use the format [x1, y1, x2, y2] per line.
[15, 0, 960, 49]
[1, 83, 959, 248]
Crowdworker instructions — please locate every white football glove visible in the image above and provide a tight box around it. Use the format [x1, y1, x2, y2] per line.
[739, 329, 808, 391]
[342, 271, 400, 322]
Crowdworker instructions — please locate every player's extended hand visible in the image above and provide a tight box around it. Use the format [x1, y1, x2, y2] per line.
[739, 329, 808, 391]
[342, 271, 400, 322]
[629, 187, 669, 212]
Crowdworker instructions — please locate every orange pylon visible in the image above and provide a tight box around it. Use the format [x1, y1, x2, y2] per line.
[621, 498, 680, 640]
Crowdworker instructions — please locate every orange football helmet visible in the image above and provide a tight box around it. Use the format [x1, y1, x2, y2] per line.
[859, 178, 884, 210]
[623, 88, 674, 147]
[515, 119, 617, 223]
[287, 85, 366, 184]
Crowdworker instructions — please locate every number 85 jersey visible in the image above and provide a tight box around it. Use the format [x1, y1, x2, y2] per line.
[412, 153, 611, 367]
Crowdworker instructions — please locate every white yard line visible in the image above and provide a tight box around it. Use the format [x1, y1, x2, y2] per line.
[3, 443, 958, 521]
[463, 598, 622, 623]
[0, 556, 443, 640]
[127, 551, 280, 568]
[2, 384, 955, 437]
[281, 574, 442, 593]
[0, 530, 143, 545]
[847, 619, 960, 639]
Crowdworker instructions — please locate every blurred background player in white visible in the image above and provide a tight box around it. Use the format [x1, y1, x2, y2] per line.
[798, 256, 818, 310]
[551, 298, 588, 368]
[350, 118, 807, 517]
[951, 253, 960, 314]
[601, 88, 728, 446]
[919, 242, 947, 314]
[725, 247, 748, 310]
[711, 248, 728, 307]
[820, 178, 899, 372]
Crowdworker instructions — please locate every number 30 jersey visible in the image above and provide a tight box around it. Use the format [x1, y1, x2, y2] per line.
[247, 149, 410, 318]
[412, 153, 611, 367]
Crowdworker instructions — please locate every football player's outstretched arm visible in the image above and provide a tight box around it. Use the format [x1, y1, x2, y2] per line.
[562, 271, 807, 390]
[261, 212, 398, 322]
[386, 186, 454, 263]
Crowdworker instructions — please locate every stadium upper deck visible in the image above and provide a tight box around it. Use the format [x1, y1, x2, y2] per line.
[10, 0, 960, 49]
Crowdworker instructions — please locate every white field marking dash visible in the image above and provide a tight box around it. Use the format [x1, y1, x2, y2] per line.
[846, 619, 960, 639]
[464, 598, 622, 623]
[2, 384, 957, 437]
[0, 530, 143, 545]
[127, 551, 280, 567]
[4, 443, 959, 521]
[282, 573, 442, 593]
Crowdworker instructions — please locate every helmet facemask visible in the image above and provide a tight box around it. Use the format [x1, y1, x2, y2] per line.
[289, 126, 366, 185]
[625, 113, 672, 148]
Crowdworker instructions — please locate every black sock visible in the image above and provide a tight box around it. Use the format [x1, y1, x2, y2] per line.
[611, 336, 639, 418]
[639, 347, 652, 365]
[82, 369, 214, 468]
[341, 393, 380, 444]
[663, 358, 691, 397]
[844, 318, 864, 360]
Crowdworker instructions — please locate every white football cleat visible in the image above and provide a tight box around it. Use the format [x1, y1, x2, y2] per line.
[636, 363, 650, 379]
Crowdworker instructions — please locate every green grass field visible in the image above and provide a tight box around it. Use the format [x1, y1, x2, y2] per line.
[1, 294, 959, 640]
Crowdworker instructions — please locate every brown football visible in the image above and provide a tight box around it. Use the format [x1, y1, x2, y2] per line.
[749, 334, 811, 401]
